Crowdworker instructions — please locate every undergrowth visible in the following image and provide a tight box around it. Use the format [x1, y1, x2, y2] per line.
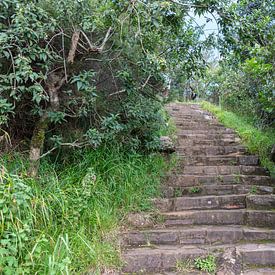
[201, 101, 275, 176]
[0, 145, 171, 274]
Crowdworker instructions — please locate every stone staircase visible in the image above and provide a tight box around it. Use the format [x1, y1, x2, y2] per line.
[121, 103, 275, 274]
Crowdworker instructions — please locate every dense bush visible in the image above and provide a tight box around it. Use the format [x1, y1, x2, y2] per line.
[0, 0, 209, 175]
[193, 0, 274, 128]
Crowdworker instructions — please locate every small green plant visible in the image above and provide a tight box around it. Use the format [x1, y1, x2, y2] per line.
[250, 185, 258, 194]
[233, 173, 241, 184]
[189, 187, 201, 193]
[229, 160, 238, 165]
[174, 187, 182, 197]
[194, 254, 217, 273]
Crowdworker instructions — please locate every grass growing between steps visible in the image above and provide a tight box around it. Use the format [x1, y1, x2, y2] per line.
[0, 146, 171, 274]
[200, 101, 275, 176]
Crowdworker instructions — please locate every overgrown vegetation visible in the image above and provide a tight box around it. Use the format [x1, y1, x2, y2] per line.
[1, 0, 274, 273]
[201, 101, 275, 176]
[0, 146, 170, 274]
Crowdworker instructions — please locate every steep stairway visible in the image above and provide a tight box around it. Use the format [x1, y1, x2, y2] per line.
[121, 103, 275, 274]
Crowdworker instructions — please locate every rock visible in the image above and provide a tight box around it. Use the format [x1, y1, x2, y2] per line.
[159, 136, 175, 153]
[126, 213, 154, 228]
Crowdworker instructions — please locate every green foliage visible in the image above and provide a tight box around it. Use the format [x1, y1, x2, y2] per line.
[190, 0, 274, 128]
[189, 187, 201, 193]
[201, 101, 275, 176]
[194, 254, 217, 273]
[176, 254, 217, 274]
[0, 0, 208, 160]
[0, 146, 168, 273]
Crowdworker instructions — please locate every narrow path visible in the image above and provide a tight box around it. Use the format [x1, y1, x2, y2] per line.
[121, 103, 275, 275]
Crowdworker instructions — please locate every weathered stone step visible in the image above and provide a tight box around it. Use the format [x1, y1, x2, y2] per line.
[177, 129, 236, 135]
[177, 155, 259, 166]
[239, 243, 275, 266]
[123, 244, 220, 273]
[247, 195, 275, 210]
[122, 226, 275, 247]
[175, 124, 225, 130]
[153, 194, 246, 211]
[176, 145, 247, 156]
[167, 174, 274, 187]
[162, 210, 275, 228]
[244, 268, 275, 274]
[122, 243, 275, 273]
[173, 119, 218, 124]
[162, 184, 274, 198]
[177, 139, 240, 146]
[179, 165, 268, 176]
[153, 195, 275, 211]
[177, 133, 237, 140]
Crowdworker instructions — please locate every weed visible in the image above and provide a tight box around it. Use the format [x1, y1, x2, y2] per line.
[250, 185, 258, 194]
[233, 173, 241, 184]
[189, 187, 201, 193]
[174, 187, 182, 197]
[194, 254, 217, 273]
[229, 160, 238, 165]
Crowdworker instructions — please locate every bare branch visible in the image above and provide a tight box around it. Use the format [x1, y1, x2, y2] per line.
[108, 89, 126, 97]
[67, 30, 80, 64]
[81, 27, 112, 53]
[98, 27, 112, 52]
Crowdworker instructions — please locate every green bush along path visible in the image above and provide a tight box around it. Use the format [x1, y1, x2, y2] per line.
[121, 103, 275, 275]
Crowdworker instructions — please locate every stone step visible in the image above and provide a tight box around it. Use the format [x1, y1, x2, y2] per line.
[176, 145, 247, 156]
[175, 124, 226, 130]
[162, 184, 274, 198]
[177, 139, 240, 146]
[177, 133, 237, 140]
[122, 226, 275, 247]
[122, 243, 275, 273]
[167, 174, 274, 187]
[239, 243, 275, 266]
[162, 210, 275, 228]
[177, 155, 259, 166]
[179, 165, 268, 176]
[152, 194, 246, 211]
[246, 195, 275, 210]
[243, 268, 275, 274]
[177, 129, 236, 135]
[153, 195, 275, 212]
[122, 244, 220, 273]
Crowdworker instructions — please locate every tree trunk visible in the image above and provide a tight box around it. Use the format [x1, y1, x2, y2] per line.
[28, 115, 48, 177]
[28, 30, 80, 177]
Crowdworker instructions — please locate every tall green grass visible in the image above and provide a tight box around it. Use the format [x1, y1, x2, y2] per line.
[201, 101, 275, 176]
[0, 145, 170, 274]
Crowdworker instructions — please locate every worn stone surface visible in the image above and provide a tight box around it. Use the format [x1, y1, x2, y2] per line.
[121, 103, 275, 274]
[246, 195, 275, 210]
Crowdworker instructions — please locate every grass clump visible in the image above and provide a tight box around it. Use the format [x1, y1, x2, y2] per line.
[0, 146, 169, 274]
[194, 255, 217, 273]
[176, 255, 217, 274]
[201, 101, 275, 176]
